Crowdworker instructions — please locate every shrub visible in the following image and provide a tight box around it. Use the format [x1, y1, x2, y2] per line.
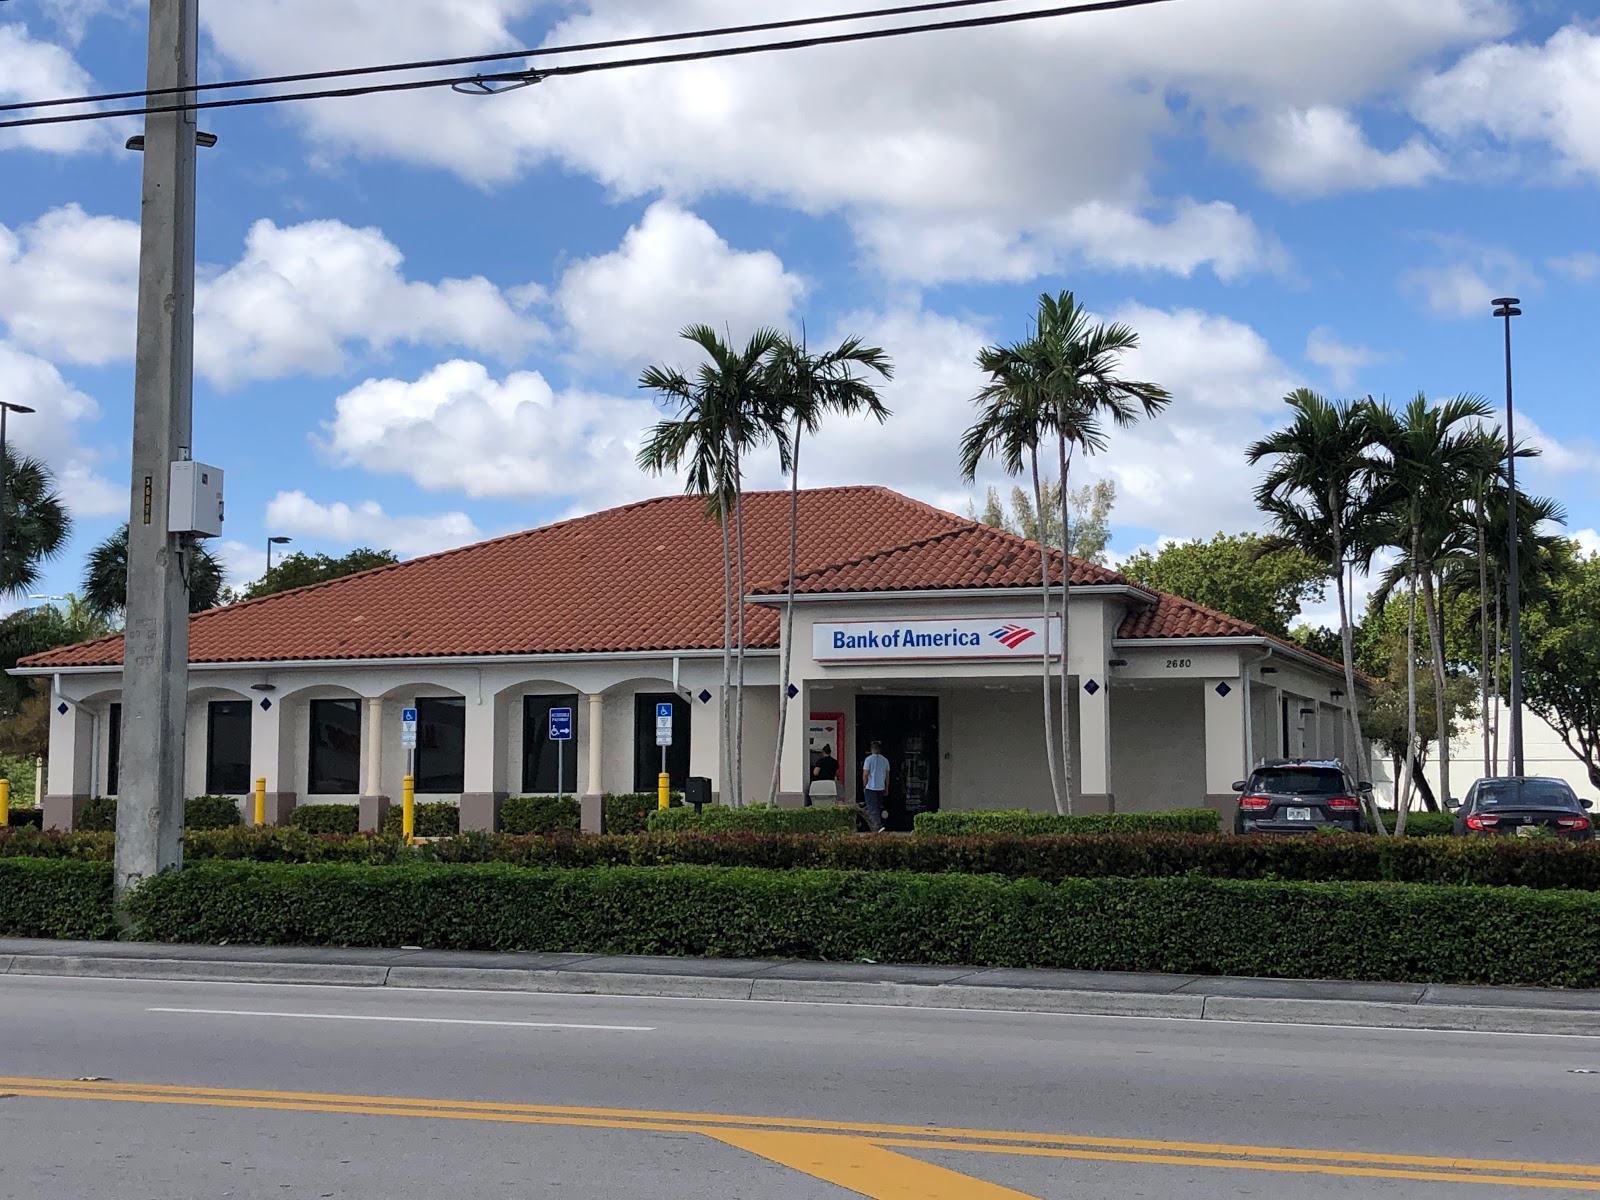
[184, 795, 243, 830]
[185, 826, 411, 864]
[0, 827, 114, 860]
[1369, 811, 1456, 837]
[120, 860, 1600, 987]
[382, 801, 460, 838]
[605, 791, 680, 834]
[646, 803, 856, 834]
[76, 795, 118, 832]
[288, 804, 361, 835]
[914, 808, 1219, 836]
[0, 858, 116, 939]
[501, 795, 581, 836]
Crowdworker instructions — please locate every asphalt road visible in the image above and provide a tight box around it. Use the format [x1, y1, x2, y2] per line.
[3, 975, 1600, 1198]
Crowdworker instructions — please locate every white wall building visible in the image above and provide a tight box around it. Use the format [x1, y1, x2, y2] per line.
[20, 487, 1371, 832]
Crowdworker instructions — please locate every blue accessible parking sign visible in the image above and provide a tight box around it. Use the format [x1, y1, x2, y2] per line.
[548, 707, 573, 741]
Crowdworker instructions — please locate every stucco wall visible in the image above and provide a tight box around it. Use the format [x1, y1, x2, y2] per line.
[945, 687, 1057, 811]
[1111, 682, 1206, 812]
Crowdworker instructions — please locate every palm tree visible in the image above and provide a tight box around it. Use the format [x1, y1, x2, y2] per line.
[1031, 292, 1172, 811]
[0, 451, 71, 596]
[764, 332, 892, 806]
[1247, 391, 1386, 832]
[638, 325, 788, 807]
[82, 523, 225, 623]
[1365, 393, 1496, 831]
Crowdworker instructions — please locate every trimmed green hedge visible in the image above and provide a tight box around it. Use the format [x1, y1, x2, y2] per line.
[382, 801, 459, 838]
[501, 795, 581, 836]
[606, 792, 681, 834]
[289, 804, 361, 835]
[113, 859, 1600, 986]
[914, 808, 1220, 836]
[0, 858, 116, 939]
[76, 795, 117, 831]
[74, 794, 246, 832]
[646, 803, 856, 834]
[1371, 811, 1457, 837]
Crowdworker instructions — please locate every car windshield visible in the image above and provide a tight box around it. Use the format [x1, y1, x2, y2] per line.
[1250, 769, 1347, 796]
[1476, 780, 1580, 809]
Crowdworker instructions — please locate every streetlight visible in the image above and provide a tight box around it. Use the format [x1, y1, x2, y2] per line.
[266, 536, 292, 574]
[1492, 296, 1524, 777]
[0, 401, 35, 592]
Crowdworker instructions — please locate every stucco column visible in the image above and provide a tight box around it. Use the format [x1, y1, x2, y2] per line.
[42, 698, 94, 830]
[777, 681, 810, 809]
[1077, 673, 1113, 814]
[358, 696, 388, 832]
[460, 697, 503, 833]
[580, 692, 604, 833]
[689, 684, 722, 803]
[1204, 677, 1247, 831]
[248, 695, 295, 825]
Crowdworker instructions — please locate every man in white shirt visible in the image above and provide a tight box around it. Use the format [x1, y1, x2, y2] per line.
[861, 740, 891, 833]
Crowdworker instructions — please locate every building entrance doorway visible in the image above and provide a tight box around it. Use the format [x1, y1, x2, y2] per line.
[854, 694, 939, 831]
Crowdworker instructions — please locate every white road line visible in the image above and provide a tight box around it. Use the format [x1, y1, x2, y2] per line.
[146, 1007, 654, 1031]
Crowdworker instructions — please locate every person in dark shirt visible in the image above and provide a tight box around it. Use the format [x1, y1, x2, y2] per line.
[808, 744, 840, 805]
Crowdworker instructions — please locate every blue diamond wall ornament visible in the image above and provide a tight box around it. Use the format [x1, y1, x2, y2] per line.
[698, 689, 712, 704]
[1082, 679, 1100, 695]
[1215, 682, 1232, 697]
[57, 702, 69, 716]
[260, 697, 273, 711]
[786, 684, 799, 699]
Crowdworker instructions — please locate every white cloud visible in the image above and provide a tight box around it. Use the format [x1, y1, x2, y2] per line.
[1231, 106, 1444, 195]
[1548, 251, 1600, 283]
[319, 359, 659, 506]
[199, 0, 1505, 284]
[0, 23, 128, 154]
[0, 206, 547, 386]
[554, 202, 804, 367]
[1401, 241, 1533, 320]
[264, 492, 484, 559]
[1305, 326, 1391, 389]
[1573, 529, 1600, 558]
[1414, 24, 1600, 181]
[0, 341, 122, 518]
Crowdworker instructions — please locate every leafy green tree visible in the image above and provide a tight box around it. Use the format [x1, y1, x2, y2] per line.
[638, 324, 789, 806]
[1118, 533, 1325, 638]
[82, 523, 225, 623]
[241, 547, 398, 601]
[976, 479, 1117, 564]
[0, 451, 72, 596]
[764, 332, 892, 806]
[1521, 541, 1600, 789]
[0, 595, 114, 757]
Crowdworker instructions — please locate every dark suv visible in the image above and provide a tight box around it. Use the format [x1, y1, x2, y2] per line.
[1232, 759, 1368, 835]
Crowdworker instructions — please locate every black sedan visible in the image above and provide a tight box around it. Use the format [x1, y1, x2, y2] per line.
[1450, 777, 1595, 841]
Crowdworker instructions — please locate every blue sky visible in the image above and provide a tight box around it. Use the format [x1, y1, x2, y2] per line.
[1, 0, 1596, 620]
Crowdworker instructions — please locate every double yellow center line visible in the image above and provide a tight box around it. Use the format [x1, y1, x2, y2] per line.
[4, 1076, 1597, 1195]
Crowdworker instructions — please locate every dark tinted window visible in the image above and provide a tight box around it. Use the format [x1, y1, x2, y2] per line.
[1249, 768, 1347, 796]
[205, 701, 252, 795]
[414, 697, 465, 794]
[308, 699, 361, 795]
[523, 694, 579, 794]
[1477, 780, 1580, 809]
[107, 702, 121, 796]
[634, 694, 690, 792]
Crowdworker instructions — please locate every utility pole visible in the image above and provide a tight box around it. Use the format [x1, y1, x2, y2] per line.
[116, 0, 199, 898]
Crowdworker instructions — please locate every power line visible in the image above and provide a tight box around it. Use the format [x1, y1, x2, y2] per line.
[0, 0, 1174, 132]
[0, 0, 1056, 115]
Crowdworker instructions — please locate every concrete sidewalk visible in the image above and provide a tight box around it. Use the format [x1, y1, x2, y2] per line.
[3, 937, 1599, 1036]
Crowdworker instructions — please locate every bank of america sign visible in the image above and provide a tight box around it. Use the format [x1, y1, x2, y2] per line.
[812, 618, 1062, 662]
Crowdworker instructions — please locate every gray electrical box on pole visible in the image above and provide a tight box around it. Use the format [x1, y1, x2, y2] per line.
[116, 0, 199, 898]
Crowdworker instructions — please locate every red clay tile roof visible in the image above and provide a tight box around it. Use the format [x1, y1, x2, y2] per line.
[19, 485, 1316, 670]
[754, 523, 1133, 595]
[23, 487, 969, 668]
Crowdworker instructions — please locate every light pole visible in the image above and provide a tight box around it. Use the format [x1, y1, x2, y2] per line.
[266, 535, 291, 574]
[1492, 297, 1524, 778]
[0, 401, 36, 593]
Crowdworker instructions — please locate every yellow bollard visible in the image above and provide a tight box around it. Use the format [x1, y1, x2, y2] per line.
[402, 774, 416, 842]
[254, 776, 267, 827]
[658, 771, 670, 810]
[0, 778, 9, 828]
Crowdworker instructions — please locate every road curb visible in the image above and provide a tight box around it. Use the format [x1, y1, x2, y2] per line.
[5, 953, 1598, 1035]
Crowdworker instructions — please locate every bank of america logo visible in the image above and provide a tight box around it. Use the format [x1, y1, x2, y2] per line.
[990, 624, 1036, 649]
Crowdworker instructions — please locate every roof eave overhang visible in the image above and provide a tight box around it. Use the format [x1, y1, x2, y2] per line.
[1113, 635, 1370, 690]
[11, 645, 777, 678]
